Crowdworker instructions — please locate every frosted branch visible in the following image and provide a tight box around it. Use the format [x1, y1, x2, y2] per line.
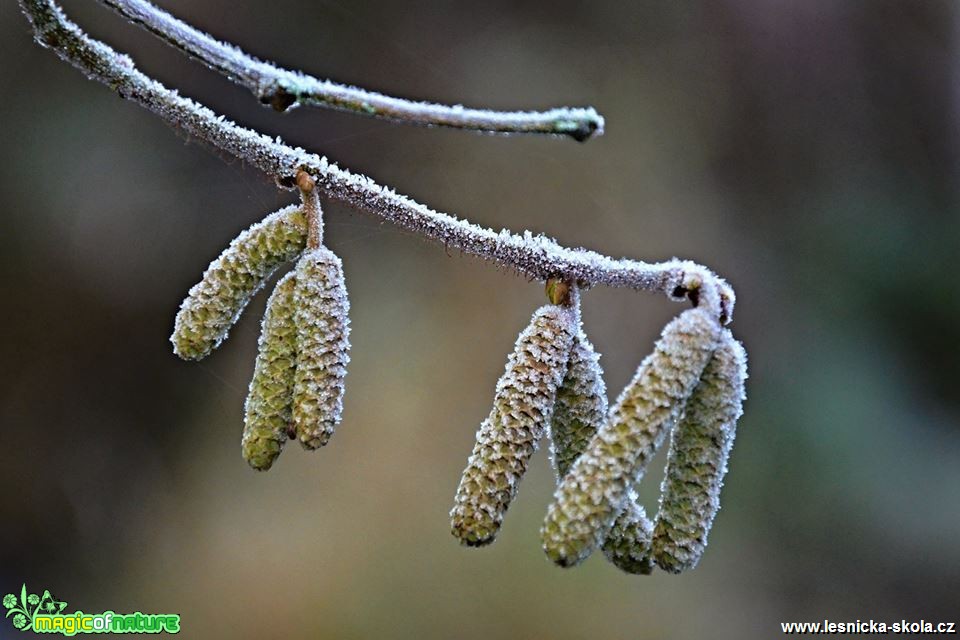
[98, 0, 605, 141]
[19, 0, 735, 323]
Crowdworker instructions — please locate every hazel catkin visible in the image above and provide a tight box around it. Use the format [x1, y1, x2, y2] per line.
[540, 308, 720, 567]
[241, 271, 298, 471]
[549, 330, 606, 481]
[171, 205, 308, 360]
[652, 329, 747, 573]
[541, 326, 657, 573]
[291, 247, 351, 450]
[450, 303, 578, 546]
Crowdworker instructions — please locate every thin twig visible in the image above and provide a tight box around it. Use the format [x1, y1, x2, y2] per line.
[98, 0, 605, 141]
[18, 0, 734, 323]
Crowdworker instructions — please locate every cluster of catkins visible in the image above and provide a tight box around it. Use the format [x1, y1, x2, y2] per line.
[450, 279, 747, 573]
[170, 171, 350, 471]
[166, 168, 745, 573]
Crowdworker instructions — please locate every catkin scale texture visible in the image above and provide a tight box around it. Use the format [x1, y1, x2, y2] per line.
[171, 205, 308, 360]
[549, 330, 606, 480]
[241, 272, 298, 471]
[451, 304, 578, 546]
[653, 330, 747, 573]
[541, 308, 720, 567]
[292, 248, 351, 449]
[602, 499, 655, 574]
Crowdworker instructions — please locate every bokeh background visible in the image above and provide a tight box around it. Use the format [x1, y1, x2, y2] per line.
[2, 1, 959, 638]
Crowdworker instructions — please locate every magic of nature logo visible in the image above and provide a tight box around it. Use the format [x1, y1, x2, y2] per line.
[3, 585, 180, 635]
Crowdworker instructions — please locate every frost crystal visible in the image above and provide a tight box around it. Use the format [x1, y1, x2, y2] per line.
[292, 248, 351, 449]
[540, 308, 720, 567]
[451, 303, 577, 546]
[171, 205, 307, 360]
[242, 272, 298, 471]
[653, 329, 747, 573]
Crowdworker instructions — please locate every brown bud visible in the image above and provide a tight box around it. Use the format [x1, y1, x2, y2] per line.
[545, 278, 572, 306]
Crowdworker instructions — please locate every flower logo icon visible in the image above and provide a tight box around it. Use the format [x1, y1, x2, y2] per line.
[3, 584, 67, 632]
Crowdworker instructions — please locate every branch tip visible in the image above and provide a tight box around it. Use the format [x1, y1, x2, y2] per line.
[99, 0, 607, 140]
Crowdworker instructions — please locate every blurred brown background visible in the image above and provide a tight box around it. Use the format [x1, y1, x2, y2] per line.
[2, 1, 959, 638]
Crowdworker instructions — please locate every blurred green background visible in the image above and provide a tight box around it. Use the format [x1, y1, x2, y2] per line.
[2, 1, 959, 638]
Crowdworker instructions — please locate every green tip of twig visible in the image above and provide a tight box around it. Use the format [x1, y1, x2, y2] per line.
[555, 112, 605, 141]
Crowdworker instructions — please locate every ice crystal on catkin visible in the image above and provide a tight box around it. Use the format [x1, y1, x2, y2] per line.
[653, 329, 747, 573]
[540, 308, 720, 567]
[171, 205, 308, 360]
[602, 498, 655, 575]
[241, 272, 298, 471]
[450, 303, 578, 546]
[292, 247, 351, 449]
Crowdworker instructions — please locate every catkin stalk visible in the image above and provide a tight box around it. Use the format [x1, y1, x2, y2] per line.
[242, 271, 298, 470]
[292, 247, 351, 449]
[451, 303, 578, 546]
[171, 205, 308, 360]
[653, 329, 747, 573]
[541, 308, 720, 567]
